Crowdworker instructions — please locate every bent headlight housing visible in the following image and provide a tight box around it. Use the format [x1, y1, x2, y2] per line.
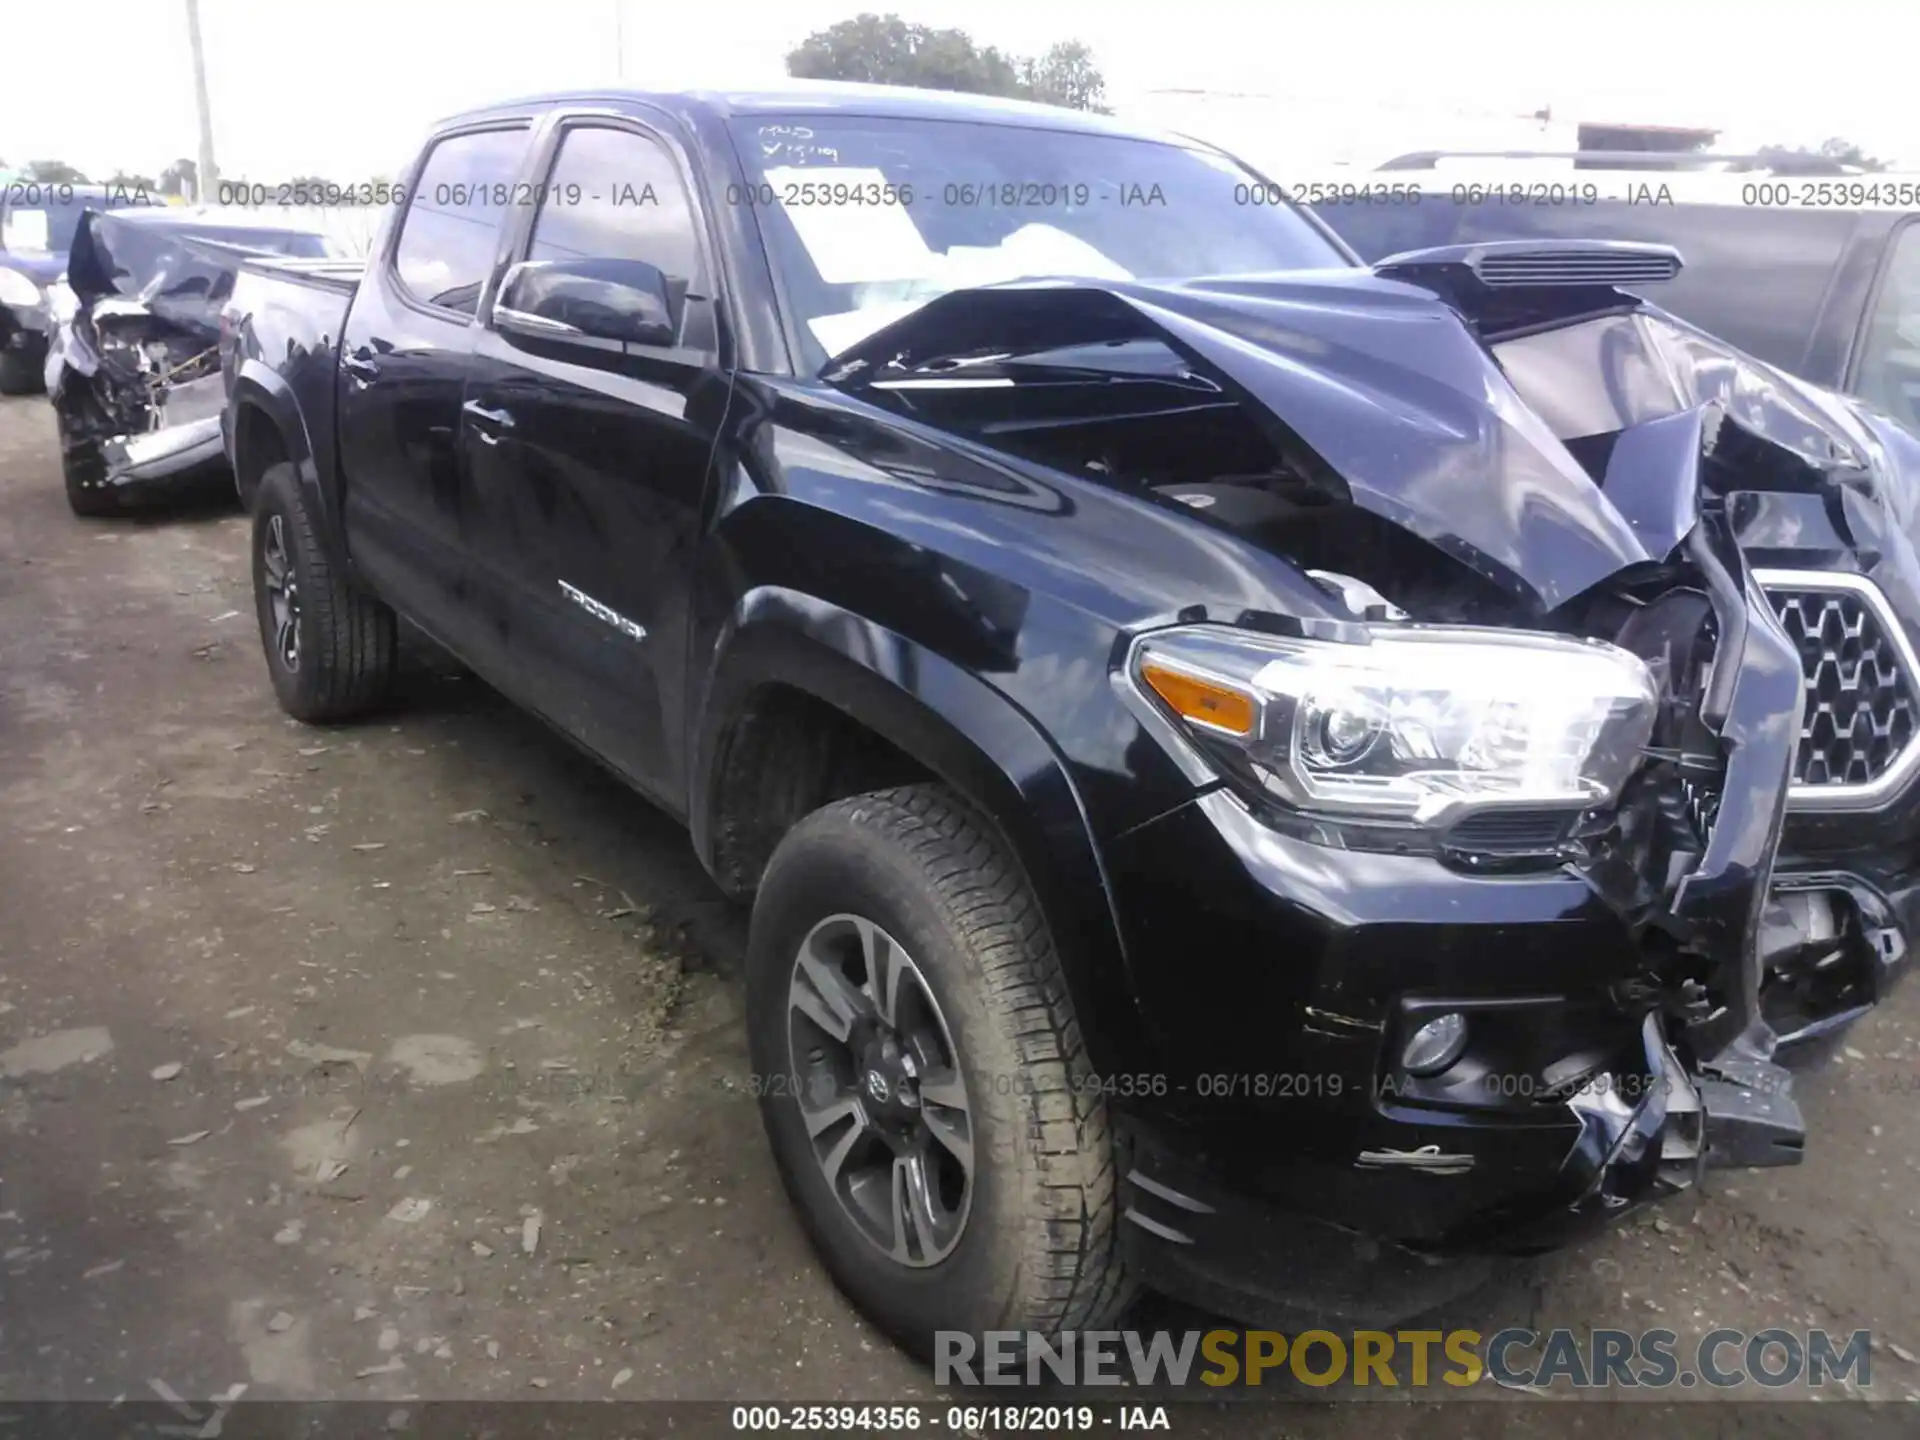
[1132, 624, 1658, 825]
[0, 266, 45, 309]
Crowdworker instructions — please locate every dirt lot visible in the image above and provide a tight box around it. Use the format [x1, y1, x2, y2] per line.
[2, 393, 1918, 1433]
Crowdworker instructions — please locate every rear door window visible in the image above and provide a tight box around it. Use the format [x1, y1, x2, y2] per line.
[527, 126, 704, 285]
[1854, 223, 1920, 431]
[392, 127, 530, 315]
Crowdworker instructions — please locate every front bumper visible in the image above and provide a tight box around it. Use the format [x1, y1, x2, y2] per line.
[58, 370, 228, 500]
[99, 412, 225, 487]
[1118, 1014, 1745, 1326]
[1097, 536, 1807, 1325]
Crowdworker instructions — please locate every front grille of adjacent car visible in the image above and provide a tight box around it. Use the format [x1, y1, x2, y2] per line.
[1761, 574, 1919, 795]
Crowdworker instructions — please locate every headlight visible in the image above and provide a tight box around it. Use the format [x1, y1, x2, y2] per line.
[1131, 623, 1658, 826]
[0, 267, 44, 308]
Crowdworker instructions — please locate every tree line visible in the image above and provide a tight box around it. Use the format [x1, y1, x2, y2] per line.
[6, 17, 1895, 190]
[786, 14, 1109, 111]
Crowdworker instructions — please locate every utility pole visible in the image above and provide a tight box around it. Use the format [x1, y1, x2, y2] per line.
[184, 0, 220, 202]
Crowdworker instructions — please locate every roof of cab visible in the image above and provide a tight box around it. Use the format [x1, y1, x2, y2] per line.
[439, 80, 1182, 144]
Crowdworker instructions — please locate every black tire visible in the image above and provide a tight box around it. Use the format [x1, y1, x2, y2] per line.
[251, 461, 396, 722]
[747, 784, 1133, 1360]
[0, 346, 39, 396]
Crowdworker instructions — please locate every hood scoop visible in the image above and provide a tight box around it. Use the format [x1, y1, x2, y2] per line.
[1375, 239, 1683, 337]
[1376, 238, 1683, 288]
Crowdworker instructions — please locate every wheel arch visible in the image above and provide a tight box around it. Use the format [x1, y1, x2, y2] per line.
[228, 362, 311, 509]
[693, 586, 1147, 1074]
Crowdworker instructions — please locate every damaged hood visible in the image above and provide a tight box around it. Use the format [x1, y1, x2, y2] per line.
[828, 264, 1920, 613]
[67, 208, 240, 340]
[0, 252, 65, 288]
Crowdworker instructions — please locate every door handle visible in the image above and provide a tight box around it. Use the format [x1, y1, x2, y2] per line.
[462, 400, 517, 445]
[462, 400, 515, 429]
[341, 351, 381, 384]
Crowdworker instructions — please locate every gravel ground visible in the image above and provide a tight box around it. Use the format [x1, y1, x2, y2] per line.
[2, 393, 1917, 1436]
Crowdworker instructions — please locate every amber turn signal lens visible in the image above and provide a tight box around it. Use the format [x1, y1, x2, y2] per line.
[1141, 662, 1257, 736]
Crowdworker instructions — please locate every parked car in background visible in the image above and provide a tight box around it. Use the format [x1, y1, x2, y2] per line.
[0, 181, 160, 394]
[217, 85, 1920, 1356]
[48, 204, 350, 516]
[1313, 152, 1920, 434]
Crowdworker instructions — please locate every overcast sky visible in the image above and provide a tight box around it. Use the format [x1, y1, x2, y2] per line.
[4, 0, 1916, 180]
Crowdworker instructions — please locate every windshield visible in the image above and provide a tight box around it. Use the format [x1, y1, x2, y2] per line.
[727, 115, 1351, 369]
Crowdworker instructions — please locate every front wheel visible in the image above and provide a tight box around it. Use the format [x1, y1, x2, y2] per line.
[251, 461, 396, 722]
[747, 785, 1133, 1359]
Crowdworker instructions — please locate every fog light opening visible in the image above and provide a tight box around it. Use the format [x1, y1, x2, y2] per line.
[1402, 1012, 1469, 1077]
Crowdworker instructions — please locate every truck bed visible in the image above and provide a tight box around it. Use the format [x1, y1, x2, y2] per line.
[220, 260, 363, 539]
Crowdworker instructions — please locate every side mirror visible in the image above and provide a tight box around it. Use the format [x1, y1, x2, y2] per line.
[493, 258, 677, 349]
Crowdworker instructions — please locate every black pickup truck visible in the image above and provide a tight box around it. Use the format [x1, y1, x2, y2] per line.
[219, 84, 1920, 1355]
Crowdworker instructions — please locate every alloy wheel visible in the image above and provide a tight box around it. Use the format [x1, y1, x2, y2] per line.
[785, 913, 974, 1267]
[261, 513, 302, 673]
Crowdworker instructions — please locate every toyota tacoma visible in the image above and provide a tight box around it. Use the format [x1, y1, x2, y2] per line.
[216, 84, 1920, 1354]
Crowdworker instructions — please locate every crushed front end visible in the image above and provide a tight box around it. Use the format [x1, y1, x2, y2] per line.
[47, 209, 234, 501]
[1098, 509, 1807, 1324]
[824, 248, 1859, 1325]
[49, 298, 225, 494]
[1488, 293, 1920, 1057]
[1742, 469, 1920, 1050]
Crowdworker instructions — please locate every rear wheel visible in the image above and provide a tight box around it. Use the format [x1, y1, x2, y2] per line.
[747, 785, 1132, 1359]
[251, 461, 396, 721]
